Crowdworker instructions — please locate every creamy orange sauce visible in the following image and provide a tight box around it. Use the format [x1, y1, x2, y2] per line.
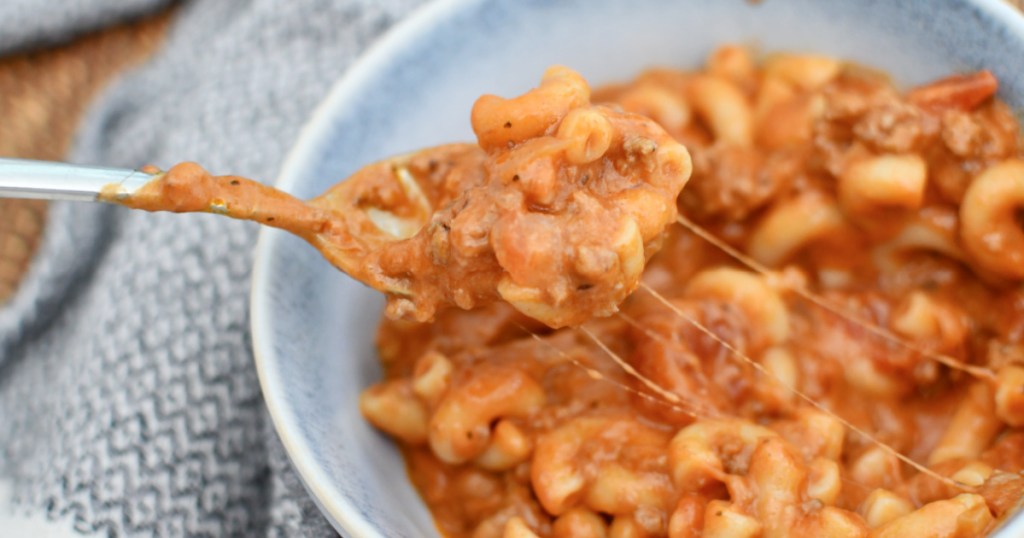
[103, 68, 692, 329]
[362, 50, 1024, 538]
[97, 45, 1024, 538]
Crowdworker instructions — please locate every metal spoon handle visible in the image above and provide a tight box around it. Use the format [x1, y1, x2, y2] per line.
[0, 158, 155, 202]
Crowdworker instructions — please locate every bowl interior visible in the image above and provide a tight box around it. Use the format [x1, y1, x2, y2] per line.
[252, 0, 1024, 536]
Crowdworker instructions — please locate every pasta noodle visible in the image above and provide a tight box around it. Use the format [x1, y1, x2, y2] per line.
[362, 46, 1024, 538]
[859, 489, 914, 529]
[104, 68, 693, 329]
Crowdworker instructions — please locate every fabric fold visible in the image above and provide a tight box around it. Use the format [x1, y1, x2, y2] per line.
[0, 203, 117, 368]
[0, 0, 174, 55]
[0, 0, 426, 535]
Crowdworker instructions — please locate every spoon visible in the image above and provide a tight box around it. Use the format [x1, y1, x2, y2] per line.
[0, 158, 155, 202]
[0, 67, 692, 328]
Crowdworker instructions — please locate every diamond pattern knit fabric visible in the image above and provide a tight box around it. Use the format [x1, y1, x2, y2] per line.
[0, 0, 425, 535]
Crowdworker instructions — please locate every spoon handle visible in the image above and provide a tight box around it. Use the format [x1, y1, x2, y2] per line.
[0, 158, 155, 202]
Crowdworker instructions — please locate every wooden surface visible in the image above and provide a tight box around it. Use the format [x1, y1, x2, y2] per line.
[0, 11, 172, 303]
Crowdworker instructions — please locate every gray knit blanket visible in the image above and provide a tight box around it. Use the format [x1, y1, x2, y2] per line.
[0, 1, 424, 535]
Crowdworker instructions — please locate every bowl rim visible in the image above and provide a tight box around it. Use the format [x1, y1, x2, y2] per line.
[251, 2, 485, 535]
[251, 0, 1024, 536]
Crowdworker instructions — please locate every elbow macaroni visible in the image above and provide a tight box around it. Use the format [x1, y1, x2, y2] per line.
[683, 267, 790, 348]
[838, 154, 928, 215]
[995, 365, 1024, 427]
[429, 364, 544, 464]
[929, 382, 1003, 466]
[361, 46, 1024, 538]
[472, 66, 591, 151]
[747, 192, 845, 267]
[960, 159, 1024, 279]
[532, 415, 670, 517]
[688, 74, 753, 146]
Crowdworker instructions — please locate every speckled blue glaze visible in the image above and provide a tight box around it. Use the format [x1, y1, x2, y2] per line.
[252, 1, 1024, 536]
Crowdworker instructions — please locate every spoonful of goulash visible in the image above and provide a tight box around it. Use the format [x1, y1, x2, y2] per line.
[5, 67, 693, 328]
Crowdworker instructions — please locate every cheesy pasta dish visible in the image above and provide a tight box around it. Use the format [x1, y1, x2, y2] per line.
[360, 46, 1024, 538]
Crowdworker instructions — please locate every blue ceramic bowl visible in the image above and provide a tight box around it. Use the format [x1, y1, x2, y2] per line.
[251, 1, 1024, 536]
